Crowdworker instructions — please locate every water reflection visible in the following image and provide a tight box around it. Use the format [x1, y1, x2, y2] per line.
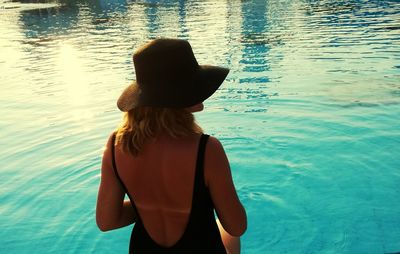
[143, 1, 160, 37]
[301, 0, 400, 30]
[18, 0, 131, 39]
[141, 1, 190, 39]
[237, 0, 270, 113]
[240, 0, 269, 80]
[95, 0, 127, 14]
[19, 5, 78, 39]
[177, 0, 187, 39]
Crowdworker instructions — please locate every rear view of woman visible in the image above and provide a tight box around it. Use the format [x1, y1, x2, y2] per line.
[96, 38, 247, 254]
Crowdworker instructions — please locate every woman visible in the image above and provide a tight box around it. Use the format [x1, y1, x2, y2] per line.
[96, 38, 247, 254]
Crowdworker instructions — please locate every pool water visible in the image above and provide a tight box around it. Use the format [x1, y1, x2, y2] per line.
[1, 0, 399, 253]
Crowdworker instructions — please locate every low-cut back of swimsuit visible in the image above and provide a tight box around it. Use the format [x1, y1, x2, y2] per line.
[111, 133, 227, 254]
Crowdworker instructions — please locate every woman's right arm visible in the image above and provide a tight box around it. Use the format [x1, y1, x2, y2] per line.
[205, 136, 247, 237]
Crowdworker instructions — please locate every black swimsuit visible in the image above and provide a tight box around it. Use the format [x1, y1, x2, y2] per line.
[111, 133, 227, 254]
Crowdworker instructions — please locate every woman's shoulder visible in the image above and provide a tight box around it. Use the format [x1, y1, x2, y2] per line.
[103, 130, 120, 155]
[205, 135, 226, 154]
[106, 130, 117, 146]
[204, 135, 230, 172]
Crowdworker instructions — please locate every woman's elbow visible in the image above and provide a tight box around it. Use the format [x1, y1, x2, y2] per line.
[97, 223, 110, 232]
[229, 219, 247, 237]
[96, 217, 113, 232]
[230, 208, 248, 236]
[223, 212, 247, 237]
[96, 220, 108, 232]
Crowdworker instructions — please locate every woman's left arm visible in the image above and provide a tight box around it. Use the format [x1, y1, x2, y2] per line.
[96, 133, 136, 232]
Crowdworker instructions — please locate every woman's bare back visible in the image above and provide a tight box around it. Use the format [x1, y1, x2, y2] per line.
[114, 133, 203, 247]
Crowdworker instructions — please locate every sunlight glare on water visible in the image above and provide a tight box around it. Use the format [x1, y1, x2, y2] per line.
[56, 43, 97, 126]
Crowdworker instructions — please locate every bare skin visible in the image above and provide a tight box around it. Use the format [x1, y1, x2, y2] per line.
[96, 103, 246, 254]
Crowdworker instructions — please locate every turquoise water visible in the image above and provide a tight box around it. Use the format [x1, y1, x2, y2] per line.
[1, 0, 400, 253]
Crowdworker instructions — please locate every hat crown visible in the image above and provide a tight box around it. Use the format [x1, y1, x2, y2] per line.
[133, 39, 199, 96]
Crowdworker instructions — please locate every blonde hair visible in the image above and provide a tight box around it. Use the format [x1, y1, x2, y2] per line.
[115, 107, 203, 156]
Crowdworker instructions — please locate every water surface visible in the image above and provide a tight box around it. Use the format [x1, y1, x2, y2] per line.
[1, 0, 399, 253]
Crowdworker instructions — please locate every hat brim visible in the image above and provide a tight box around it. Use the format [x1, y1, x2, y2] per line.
[187, 65, 229, 107]
[117, 82, 141, 112]
[117, 65, 229, 111]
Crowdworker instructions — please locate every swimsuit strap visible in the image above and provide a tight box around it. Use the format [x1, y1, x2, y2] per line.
[110, 132, 141, 220]
[193, 134, 209, 193]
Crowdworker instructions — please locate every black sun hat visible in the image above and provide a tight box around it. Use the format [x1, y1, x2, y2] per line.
[117, 38, 230, 111]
